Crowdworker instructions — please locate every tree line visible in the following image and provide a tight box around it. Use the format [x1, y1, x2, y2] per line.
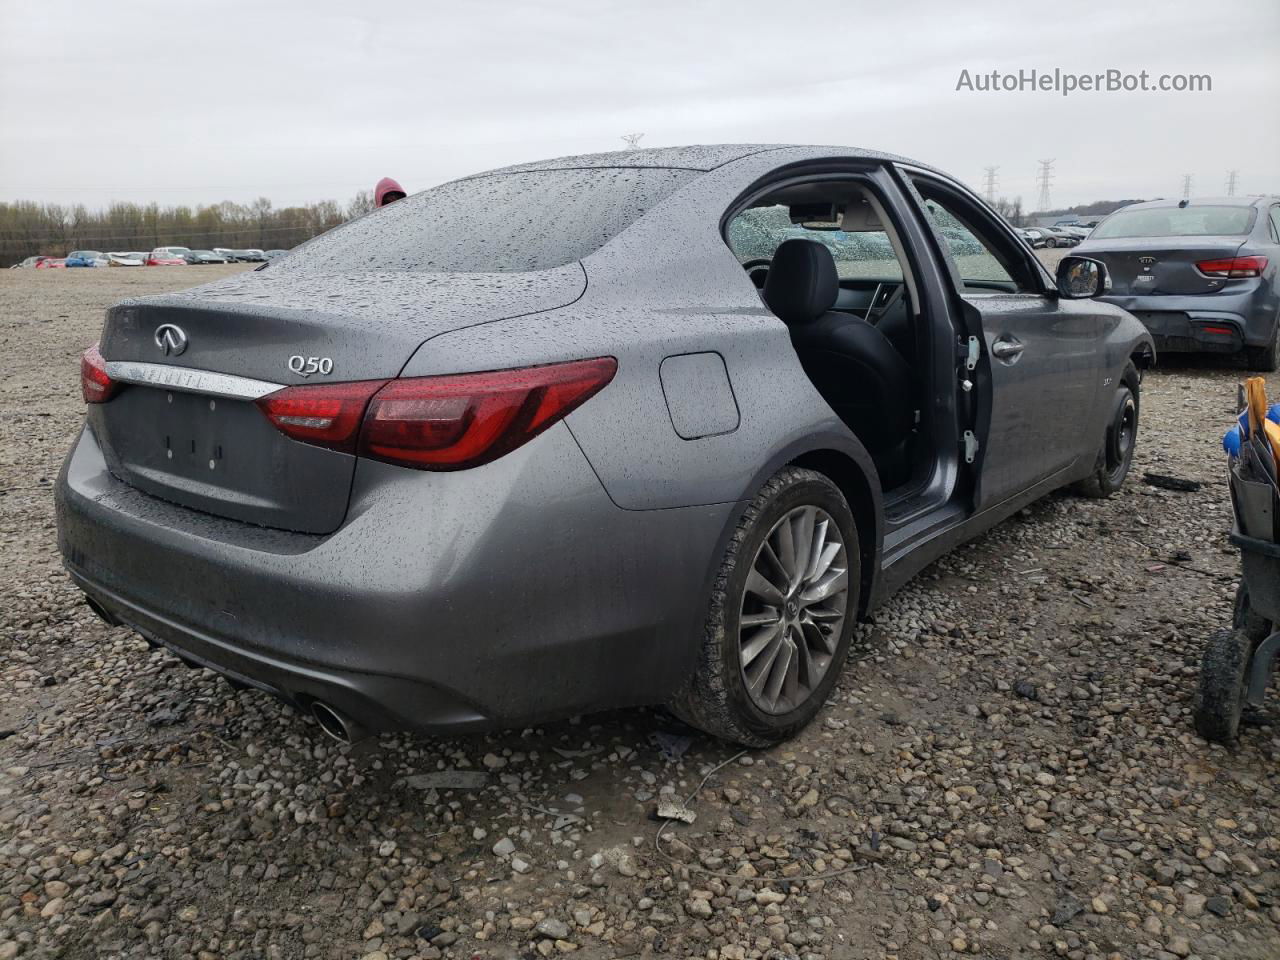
[0, 192, 376, 267]
[988, 196, 1144, 227]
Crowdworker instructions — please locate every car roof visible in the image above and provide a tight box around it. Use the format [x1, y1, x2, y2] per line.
[1119, 196, 1278, 211]
[473, 143, 925, 175]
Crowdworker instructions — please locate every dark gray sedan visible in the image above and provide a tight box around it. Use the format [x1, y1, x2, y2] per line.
[1076, 196, 1280, 369]
[56, 145, 1153, 746]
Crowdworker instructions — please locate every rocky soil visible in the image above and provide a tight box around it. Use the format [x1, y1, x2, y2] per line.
[1, 266, 1277, 960]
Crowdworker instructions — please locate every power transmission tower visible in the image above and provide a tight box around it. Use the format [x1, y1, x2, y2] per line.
[620, 133, 645, 149]
[1226, 169, 1239, 197]
[1035, 159, 1055, 212]
[982, 166, 999, 203]
[1182, 174, 1193, 199]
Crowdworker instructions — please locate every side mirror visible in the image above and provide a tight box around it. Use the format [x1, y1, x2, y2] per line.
[1055, 256, 1110, 299]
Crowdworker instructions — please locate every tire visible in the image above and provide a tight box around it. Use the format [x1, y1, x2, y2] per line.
[1045, 237, 1058, 248]
[1193, 627, 1253, 743]
[1074, 364, 1140, 498]
[1243, 321, 1280, 373]
[672, 467, 861, 746]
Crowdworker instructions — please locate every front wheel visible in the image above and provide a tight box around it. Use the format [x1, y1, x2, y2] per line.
[1074, 365, 1139, 498]
[672, 467, 860, 746]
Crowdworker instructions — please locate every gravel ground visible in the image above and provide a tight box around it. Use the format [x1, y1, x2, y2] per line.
[1, 265, 1278, 960]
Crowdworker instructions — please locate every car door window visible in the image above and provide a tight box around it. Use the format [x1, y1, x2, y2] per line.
[908, 179, 1040, 293]
[1269, 206, 1280, 243]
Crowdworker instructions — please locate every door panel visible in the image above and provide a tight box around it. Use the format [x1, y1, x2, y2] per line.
[902, 172, 1105, 510]
[966, 294, 1103, 506]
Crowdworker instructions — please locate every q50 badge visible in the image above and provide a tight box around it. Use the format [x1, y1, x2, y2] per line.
[288, 355, 334, 377]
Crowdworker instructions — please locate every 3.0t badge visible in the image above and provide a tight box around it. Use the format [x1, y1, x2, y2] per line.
[153, 324, 188, 356]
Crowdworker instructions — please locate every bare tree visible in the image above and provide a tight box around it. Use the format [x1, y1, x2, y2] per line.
[346, 190, 375, 219]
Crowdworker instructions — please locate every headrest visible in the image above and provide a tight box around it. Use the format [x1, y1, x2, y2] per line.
[763, 239, 838, 325]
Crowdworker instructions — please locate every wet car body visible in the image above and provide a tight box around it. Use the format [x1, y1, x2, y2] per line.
[1077, 196, 1280, 367]
[57, 145, 1154, 743]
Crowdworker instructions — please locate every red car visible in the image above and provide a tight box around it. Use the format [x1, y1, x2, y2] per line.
[34, 257, 66, 269]
[146, 248, 187, 266]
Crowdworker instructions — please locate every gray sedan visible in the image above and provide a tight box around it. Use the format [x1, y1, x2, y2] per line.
[1076, 196, 1280, 369]
[56, 145, 1153, 746]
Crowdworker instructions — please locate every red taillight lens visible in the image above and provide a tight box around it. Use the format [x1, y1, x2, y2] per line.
[80, 343, 118, 403]
[359, 357, 617, 470]
[255, 357, 617, 470]
[256, 379, 387, 453]
[1196, 255, 1269, 279]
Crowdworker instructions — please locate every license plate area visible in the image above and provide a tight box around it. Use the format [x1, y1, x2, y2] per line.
[153, 390, 238, 478]
[91, 384, 357, 534]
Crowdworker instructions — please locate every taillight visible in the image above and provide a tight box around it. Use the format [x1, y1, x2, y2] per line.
[80, 343, 119, 403]
[256, 379, 386, 453]
[1196, 256, 1269, 279]
[361, 357, 617, 470]
[255, 357, 617, 470]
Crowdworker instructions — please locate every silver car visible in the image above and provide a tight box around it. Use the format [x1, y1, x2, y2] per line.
[57, 145, 1152, 746]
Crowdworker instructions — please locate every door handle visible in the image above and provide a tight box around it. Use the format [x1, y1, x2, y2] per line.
[991, 338, 1025, 360]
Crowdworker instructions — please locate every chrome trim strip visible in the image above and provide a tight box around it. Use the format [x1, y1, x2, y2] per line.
[104, 361, 284, 401]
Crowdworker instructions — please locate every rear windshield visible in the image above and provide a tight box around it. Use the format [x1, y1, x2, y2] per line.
[279, 167, 698, 273]
[1091, 205, 1255, 239]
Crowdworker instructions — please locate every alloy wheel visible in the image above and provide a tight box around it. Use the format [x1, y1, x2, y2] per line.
[738, 505, 849, 715]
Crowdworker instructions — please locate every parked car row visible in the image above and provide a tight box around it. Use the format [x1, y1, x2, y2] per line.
[9, 247, 290, 269]
[1018, 226, 1087, 249]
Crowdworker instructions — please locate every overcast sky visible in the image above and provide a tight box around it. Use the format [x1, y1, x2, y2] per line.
[2, 0, 1276, 211]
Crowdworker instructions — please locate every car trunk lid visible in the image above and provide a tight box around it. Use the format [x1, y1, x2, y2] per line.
[93, 266, 586, 533]
[1080, 235, 1247, 295]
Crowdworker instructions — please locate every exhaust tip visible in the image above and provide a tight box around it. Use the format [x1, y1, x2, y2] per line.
[310, 701, 365, 745]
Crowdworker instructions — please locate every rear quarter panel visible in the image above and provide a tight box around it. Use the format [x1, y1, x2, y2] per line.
[398, 150, 884, 514]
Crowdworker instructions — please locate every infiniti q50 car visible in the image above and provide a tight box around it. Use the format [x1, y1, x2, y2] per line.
[56, 145, 1153, 746]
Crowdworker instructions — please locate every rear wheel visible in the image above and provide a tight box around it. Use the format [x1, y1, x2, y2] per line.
[1243, 321, 1280, 373]
[1074, 365, 1139, 498]
[672, 467, 860, 746]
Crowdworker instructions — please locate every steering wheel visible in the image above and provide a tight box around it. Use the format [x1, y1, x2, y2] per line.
[866, 283, 905, 326]
[741, 257, 771, 290]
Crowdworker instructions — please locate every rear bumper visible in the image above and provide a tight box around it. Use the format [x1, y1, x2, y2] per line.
[56, 423, 731, 734]
[1100, 287, 1275, 351]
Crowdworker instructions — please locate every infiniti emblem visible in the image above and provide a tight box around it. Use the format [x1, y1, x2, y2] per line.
[154, 324, 188, 356]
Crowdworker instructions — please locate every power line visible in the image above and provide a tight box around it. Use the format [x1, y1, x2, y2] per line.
[1182, 173, 1193, 199]
[982, 166, 999, 203]
[1035, 159, 1055, 212]
[1226, 169, 1239, 197]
